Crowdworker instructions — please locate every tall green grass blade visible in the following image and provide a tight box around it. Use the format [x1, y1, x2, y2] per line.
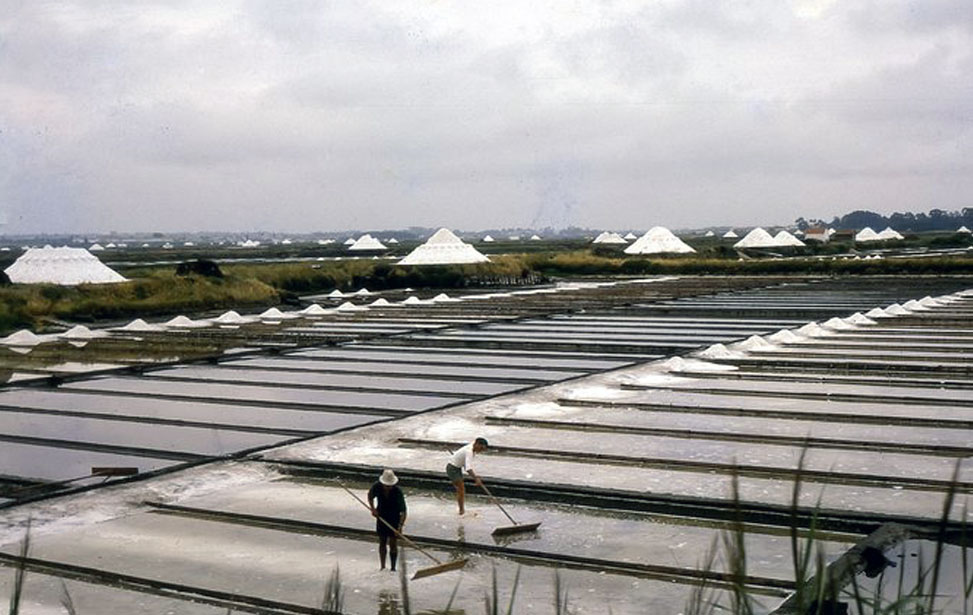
[504, 566, 521, 615]
[927, 459, 961, 614]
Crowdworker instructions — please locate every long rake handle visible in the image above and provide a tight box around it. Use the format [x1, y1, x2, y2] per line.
[338, 483, 444, 566]
[478, 482, 521, 526]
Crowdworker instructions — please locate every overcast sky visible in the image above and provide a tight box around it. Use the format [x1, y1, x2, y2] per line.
[1, 0, 971, 235]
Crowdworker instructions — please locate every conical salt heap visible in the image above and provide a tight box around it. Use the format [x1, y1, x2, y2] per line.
[398, 228, 489, 266]
[624, 227, 695, 255]
[5, 246, 127, 285]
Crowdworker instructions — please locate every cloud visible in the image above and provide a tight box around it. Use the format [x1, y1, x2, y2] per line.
[1, 0, 970, 234]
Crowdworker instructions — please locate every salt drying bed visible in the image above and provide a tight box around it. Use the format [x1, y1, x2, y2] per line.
[625, 376, 973, 405]
[292, 346, 632, 369]
[0, 389, 383, 433]
[561, 389, 973, 425]
[144, 365, 519, 396]
[61, 377, 461, 412]
[2, 276, 972, 614]
[232, 356, 585, 382]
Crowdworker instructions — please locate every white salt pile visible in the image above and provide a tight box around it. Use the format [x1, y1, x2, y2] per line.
[844, 312, 877, 326]
[624, 227, 695, 255]
[60, 325, 108, 340]
[884, 303, 911, 316]
[796, 322, 829, 337]
[335, 301, 369, 312]
[1, 329, 44, 347]
[767, 329, 804, 343]
[164, 315, 210, 328]
[398, 228, 489, 266]
[116, 318, 165, 332]
[5, 246, 126, 285]
[822, 317, 856, 330]
[734, 335, 777, 351]
[299, 304, 328, 316]
[901, 299, 929, 311]
[259, 308, 299, 320]
[696, 343, 741, 359]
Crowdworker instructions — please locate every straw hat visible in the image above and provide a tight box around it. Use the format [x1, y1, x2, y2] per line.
[379, 469, 398, 486]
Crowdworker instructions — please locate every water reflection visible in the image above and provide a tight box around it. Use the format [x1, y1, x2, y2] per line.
[376, 591, 401, 615]
[377, 590, 465, 615]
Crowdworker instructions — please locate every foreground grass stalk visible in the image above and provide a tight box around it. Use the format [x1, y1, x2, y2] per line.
[8, 519, 31, 615]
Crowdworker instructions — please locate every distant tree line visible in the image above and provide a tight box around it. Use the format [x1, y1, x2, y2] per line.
[796, 208, 973, 232]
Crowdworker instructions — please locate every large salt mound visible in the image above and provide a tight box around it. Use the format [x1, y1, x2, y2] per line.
[722, 230, 738, 239]
[733, 228, 777, 249]
[876, 227, 904, 240]
[348, 234, 388, 251]
[398, 228, 489, 265]
[772, 230, 805, 247]
[592, 231, 628, 244]
[624, 227, 695, 255]
[5, 246, 127, 285]
[855, 227, 881, 242]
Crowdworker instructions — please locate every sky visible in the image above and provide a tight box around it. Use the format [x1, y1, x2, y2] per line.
[1, 0, 971, 235]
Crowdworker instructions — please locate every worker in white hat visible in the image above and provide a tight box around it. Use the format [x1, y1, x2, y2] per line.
[367, 469, 408, 571]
